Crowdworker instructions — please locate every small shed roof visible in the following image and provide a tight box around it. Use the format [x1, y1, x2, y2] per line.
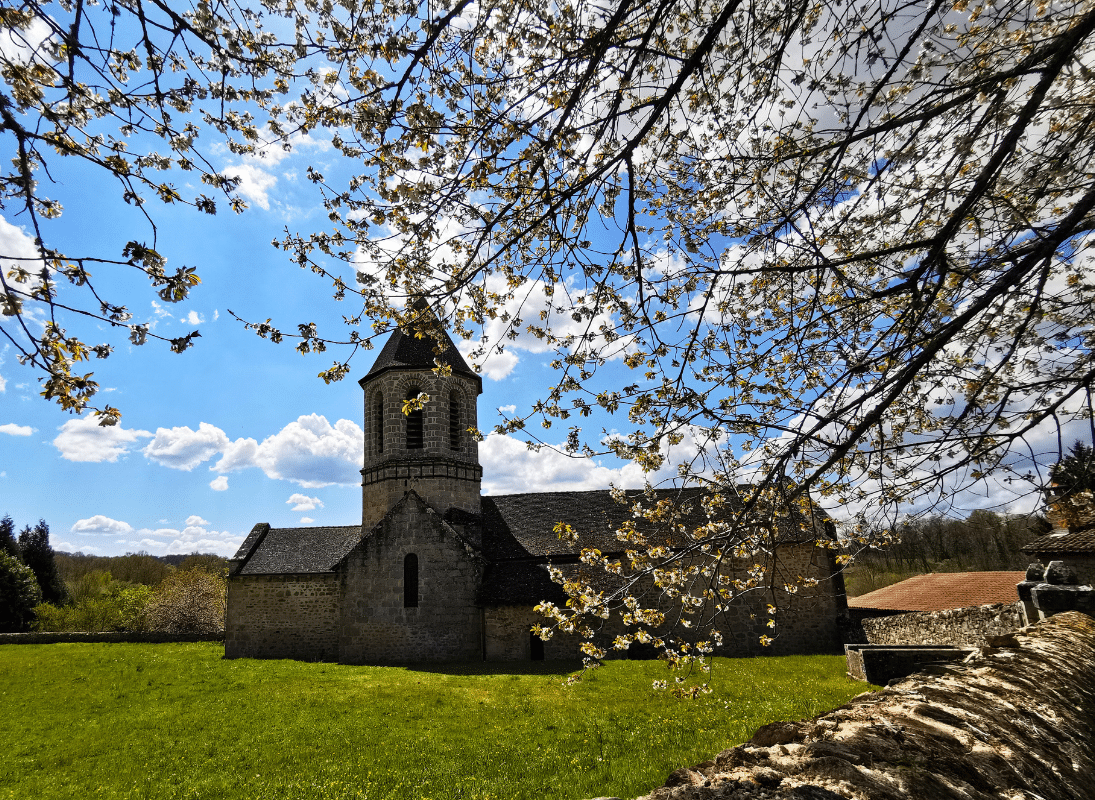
[1021, 528, 1095, 555]
[847, 571, 1025, 613]
[233, 524, 362, 575]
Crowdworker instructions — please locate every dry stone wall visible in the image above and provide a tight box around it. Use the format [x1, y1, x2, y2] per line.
[861, 602, 1024, 647]
[612, 611, 1095, 800]
[224, 573, 340, 661]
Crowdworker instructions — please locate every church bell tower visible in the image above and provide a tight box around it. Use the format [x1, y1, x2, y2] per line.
[358, 324, 483, 530]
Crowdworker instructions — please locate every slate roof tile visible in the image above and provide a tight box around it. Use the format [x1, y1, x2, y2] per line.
[234, 524, 362, 575]
[360, 327, 481, 391]
[847, 571, 1025, 612]
[480, 487, 830, 560]
[1021, 527, 1095, 555]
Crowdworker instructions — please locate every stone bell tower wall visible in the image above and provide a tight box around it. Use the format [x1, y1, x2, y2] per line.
[360, 368, 481, 530]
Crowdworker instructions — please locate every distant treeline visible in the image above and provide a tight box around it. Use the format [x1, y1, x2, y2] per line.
[54, 551, 229, 588]
[845, 510, 1047, 597]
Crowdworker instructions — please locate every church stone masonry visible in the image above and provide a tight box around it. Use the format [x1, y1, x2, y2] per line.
[225, 326, 848, 663]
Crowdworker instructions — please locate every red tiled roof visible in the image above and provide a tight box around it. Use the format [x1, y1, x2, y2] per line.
[847, 571, 1025, 612]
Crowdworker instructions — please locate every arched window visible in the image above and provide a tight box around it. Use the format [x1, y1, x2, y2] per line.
[403, 553, 419, 608]
[375, 398, 384, 454]
[405, 390, 424, 449]
[448, 393, 460, 450]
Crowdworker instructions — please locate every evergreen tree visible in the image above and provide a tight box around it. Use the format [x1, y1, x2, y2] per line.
[17, 520, 67, 606]
[0, 515, 20, 560]
[0, 551, 42, 632]
[1049, 442, 1095, 494]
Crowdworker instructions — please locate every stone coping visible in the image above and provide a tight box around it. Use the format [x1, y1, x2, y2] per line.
[0, 631, 224, 645]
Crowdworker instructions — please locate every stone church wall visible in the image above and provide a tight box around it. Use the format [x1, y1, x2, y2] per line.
[339, 498, 484, 663]
[484, 606, 581, 660]
[487, 544, 844, 662]
[224, 573, 340, 661]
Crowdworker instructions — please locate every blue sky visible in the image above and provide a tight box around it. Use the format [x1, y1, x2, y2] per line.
[0, 69, 1067, 557]
[0, 132, 684, 557]
[0, 125, 1061, 556]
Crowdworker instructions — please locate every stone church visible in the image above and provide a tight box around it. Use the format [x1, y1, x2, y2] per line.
[225, 326, 847, 663]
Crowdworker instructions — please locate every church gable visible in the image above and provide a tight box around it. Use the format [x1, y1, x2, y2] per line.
[338, 491, 485, 664]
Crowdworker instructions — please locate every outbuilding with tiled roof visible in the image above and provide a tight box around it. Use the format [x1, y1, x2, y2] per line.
[848, 572, 1026, 614]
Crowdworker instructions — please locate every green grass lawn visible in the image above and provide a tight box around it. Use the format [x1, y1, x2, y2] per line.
[0, 643, 870, 800]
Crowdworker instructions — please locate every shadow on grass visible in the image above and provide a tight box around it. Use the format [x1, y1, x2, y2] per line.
[402, 660, 583, 676]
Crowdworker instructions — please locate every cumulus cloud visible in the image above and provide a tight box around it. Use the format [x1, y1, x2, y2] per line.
[143, 423, 230, 470]
[71, 515, 135, 535]
[0, 373, 6, 392]
[287, 493, 324, 511]
[0, 423, 32, 436]
[54, 416, 153, 462]
[213, 414, 364, 488]
[209, 475, 229, 491]
[123, 518, 244, 556]
[54, 542, 101, 554]
[300, 516, 314, 524]
[224, 162, 278, 210]
[497, 405, 517, 415]
[221, 134, 330, 212]
[180, 310, 203, 325]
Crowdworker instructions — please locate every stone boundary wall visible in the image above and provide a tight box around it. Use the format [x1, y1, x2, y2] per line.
[621, 611, 1095, 800]
[861, 601, 1023, 647]
[0, 632, 223, 645]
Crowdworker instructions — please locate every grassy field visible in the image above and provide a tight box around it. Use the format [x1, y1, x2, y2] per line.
[0, 643, 870, 800]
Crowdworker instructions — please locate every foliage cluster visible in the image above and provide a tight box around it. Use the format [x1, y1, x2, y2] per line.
[55, 552, 174, 588]
[0, 515, 63, 630]
[33, 568, 226, 634]
[0, 514, 228, 633]
[0, 643, 868, 800]
[32, 576, 154, 633]
[0, 551, 41, 632]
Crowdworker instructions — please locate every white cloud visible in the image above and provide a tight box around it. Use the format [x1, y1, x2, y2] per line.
[0, 423, 32, 436]
[209, 475, 229, 491]
[479, 428, 716, 496]
[221, 134, 330, 213]
[224, 162, 278, 210]
[0, 373, 6, 392]
[287, 493, 324, 511]
[180, 310, 204, 325]
[54, 542, 101, 554]
[497, 405, 517, 415]
[125, 518, 244, 556]
[143, 423, 230, 470]
[0, 16, 52, 64]
[54, 416, 153, 463]
[150, 300, 172, 319]
[71, 515, 135, 535]
[300, 516, 314, 524]
[214, 414, 364, 488]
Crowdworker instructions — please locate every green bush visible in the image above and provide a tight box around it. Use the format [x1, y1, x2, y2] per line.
[146, 570, 226, 634]
[33, 581, 154, 632]
[0, 552, 42, 632]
